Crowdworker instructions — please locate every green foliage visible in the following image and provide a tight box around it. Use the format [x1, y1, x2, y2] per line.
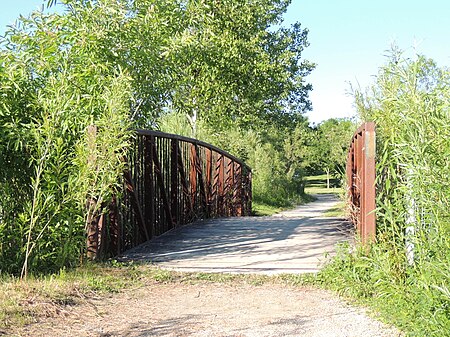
[0, 4, 133, 276]
[321, 49, 450, 336]
[211, 123, 315, 207]
[308, 118, 356, 188]
[315, 119, 356, 172]
[0, 0, 316, 275]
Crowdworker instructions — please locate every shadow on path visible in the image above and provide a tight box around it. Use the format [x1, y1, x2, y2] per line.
[119, 194, 353, 274]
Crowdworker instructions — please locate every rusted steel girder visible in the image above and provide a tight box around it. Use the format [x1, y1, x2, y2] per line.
[346, 122, 376, 243]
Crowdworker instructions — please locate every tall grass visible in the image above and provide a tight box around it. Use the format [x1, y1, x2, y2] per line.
[320, 49, 450, 336]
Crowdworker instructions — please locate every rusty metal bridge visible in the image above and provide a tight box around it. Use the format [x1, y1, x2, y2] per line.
[86, 123, 376, 269]
[87, 130, 252, 259]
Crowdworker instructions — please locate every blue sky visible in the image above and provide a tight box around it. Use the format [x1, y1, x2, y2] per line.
[1, 0, 449, 124]
[284, 0, 450, 123]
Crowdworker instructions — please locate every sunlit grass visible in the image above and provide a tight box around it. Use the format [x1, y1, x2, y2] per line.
[252, 202, 288, 216]
[252, 193, 316, 216]
[305, 174, 344, 196]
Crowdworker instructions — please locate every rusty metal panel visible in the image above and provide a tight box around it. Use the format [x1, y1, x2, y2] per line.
[346, 122, 376, 244]
[89, 130, 252, 258]
[151, 141, 174, 232]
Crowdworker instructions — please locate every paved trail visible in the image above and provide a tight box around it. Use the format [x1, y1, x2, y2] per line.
[120, 194, 352, 274]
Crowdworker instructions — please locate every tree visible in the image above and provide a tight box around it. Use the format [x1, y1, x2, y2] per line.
[314, 118, 356, 188]
[0, 0, 315, 274]
[283, 120, 317, 194]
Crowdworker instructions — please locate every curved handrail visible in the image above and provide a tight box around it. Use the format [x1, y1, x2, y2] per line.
[136, 129, 251, 170]
[87, 129, 252, 258]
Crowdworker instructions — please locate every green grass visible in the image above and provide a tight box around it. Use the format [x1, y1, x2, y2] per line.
[317, 242, 450, 337]
[304, 174, 344, 195]
[252, 194, 316, 216]
[252, 202, 289, 216]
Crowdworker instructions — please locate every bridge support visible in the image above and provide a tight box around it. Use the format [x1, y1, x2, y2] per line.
[347, 122, 376, 243]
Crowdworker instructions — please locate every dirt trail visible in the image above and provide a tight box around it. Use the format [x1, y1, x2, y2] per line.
[15, 282, 401, 337]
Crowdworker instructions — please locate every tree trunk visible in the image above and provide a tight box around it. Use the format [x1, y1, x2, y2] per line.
[326, 168, 330, 189]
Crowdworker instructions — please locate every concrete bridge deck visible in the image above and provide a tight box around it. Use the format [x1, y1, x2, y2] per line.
[120, 194, 352, 274]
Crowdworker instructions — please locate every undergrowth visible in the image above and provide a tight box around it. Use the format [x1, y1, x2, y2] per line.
[318, 49, 450, 337]
[317, 241, 449, 336]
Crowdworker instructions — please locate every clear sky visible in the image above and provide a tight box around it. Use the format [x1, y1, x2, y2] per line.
[0, 1, 48, 31]
[1, 0, 450, 124]
[284, 0, 450, 124]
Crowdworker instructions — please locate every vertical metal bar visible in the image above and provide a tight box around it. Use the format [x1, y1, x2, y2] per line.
[230, 161, 236, 216]
[171, 138, 179, 226]
[248, 170, 252, 215]
[235, 163, 242, 216]
[218, 154, 225, 216]
[144, 135, 155, 239]
[177, 144, 192, 222]
[152, 138, 174, 230]
[211, 151, 219, 216]
[225, 159, 233, 216]
[190, 144, 197, 213]
[124, 170, 149, 242]
[355, 132, 362, 236]
[193, 145, 207, 216]
[205, 148, 212, 216]
[363, 122, 376, 243]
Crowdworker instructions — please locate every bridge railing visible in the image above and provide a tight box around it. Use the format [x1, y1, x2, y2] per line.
[346, 122, 376, 243]
[87, 130, 252, 258]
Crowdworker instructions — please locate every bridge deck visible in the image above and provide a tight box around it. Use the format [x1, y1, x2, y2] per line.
[120, 194, 352, 274]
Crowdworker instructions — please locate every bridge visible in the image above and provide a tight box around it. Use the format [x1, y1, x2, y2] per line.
[86, 124, 376, 273]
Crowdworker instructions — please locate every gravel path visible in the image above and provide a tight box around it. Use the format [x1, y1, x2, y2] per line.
[16, 282, 401, 337]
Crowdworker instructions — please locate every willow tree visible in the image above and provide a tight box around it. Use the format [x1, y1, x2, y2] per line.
[78, 0, 315, 133]
[0, 0, 314, 275]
